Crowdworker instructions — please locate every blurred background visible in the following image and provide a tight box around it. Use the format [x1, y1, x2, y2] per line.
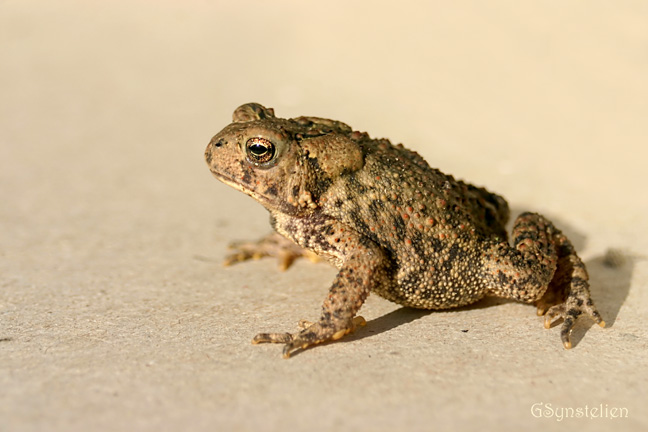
[1, 1, 647, 431]
[2, 2, 647, 238]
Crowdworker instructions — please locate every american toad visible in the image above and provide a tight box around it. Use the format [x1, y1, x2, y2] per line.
[205, 103, 605, 358]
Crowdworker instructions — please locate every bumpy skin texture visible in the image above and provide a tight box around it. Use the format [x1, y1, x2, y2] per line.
[205, 103, 605, 358]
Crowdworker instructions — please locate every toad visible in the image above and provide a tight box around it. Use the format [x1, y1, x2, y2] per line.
[205, 103, 605, 358]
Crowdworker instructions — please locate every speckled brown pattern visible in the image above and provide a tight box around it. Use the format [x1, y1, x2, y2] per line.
[205, 103, 605, 358]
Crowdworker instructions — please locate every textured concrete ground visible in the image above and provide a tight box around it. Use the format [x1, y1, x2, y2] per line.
[1, 1, 647, 431]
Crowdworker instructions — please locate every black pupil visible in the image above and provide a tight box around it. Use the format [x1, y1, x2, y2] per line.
[246, 137, 275, 164]
[249, 143, 268, 156]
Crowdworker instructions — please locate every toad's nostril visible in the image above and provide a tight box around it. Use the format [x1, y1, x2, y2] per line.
[214, 139, 224, 148]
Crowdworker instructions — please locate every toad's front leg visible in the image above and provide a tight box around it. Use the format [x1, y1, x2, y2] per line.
[224, 232, 321, 271]
[252, 235, 391, 358]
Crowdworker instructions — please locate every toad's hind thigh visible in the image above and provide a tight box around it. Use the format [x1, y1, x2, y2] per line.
[483, 212, 558, 302]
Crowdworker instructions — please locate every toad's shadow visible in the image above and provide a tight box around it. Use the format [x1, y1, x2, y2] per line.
[343, 248, 634, 349]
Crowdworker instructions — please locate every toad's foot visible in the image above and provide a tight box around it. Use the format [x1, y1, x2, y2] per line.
[538, 283, 605, 349]
[224, 232, 321, 271]
[252, 316, 367, 358]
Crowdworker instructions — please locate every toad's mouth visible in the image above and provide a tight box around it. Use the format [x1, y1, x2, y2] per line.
[209, 168, 303, 217]
[209, 168, 277, 210]
[209, 169, 244, 191]
[209, 169, 256, 195]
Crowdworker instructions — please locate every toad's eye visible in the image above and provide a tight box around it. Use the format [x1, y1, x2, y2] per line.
[245, 137, 276, 165]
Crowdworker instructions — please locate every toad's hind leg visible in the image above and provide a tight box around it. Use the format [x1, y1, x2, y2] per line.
[483, 212, 605, 348]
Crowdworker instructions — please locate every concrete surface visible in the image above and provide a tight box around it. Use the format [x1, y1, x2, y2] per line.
[1, 1, 647, 431]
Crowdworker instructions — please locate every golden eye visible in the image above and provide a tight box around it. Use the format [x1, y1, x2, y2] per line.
[245, 137, 276, 165]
